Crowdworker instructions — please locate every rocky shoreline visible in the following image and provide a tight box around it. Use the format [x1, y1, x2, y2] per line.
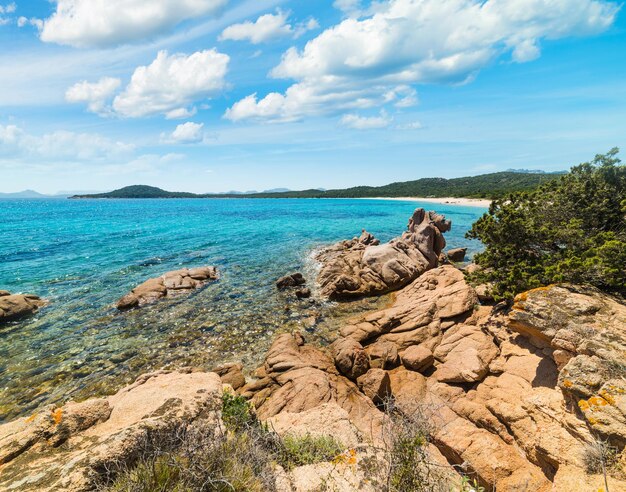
[1, 208, 625, 491]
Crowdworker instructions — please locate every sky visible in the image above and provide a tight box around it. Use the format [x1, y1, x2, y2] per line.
[0, 0, 625, 194]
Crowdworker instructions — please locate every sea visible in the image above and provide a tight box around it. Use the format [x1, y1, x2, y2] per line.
[0, 198, 487, 422]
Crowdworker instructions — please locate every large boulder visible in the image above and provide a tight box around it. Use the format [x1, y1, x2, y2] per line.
[0, 292, 46, 324]
[446, 247, 467, 262]
[0, 370, 223, 491]
[331, 337, 370, 380]
[240, 333, 386, 445]
[433, 324, 499, 383]
[316, 208, 451, 300]
[116, 266, 218, 310]
[509, 284, 626, 446]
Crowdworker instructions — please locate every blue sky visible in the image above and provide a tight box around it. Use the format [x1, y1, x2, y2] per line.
[0, 0, 624, 194]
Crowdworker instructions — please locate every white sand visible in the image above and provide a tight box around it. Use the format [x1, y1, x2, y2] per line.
[363, 197, 492, 208]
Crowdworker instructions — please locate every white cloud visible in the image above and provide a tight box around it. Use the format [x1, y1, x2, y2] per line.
[113, 49, 229, 118]
[0, 2, 15, 25]
[226, 0, 619, 122]
[165, 107, 198, 120]
[0, 3, 16, 14]
[65, 77, 121, 115]
[163, 122, 205, 143]
[17, 16, 43, 29]
[341, 111, 392, 130]
[219, 10, 318, 44]
[40, 0, 228, 48]
[0, 124, 134, 162]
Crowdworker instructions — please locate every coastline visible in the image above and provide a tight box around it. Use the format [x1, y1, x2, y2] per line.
[361, 196, 492, 207]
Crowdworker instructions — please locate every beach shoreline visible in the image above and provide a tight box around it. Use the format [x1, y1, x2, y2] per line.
[360, 196, 492, 207]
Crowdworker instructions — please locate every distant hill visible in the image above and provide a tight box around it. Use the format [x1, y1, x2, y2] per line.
[0, 190, 63, 199]
[71, 171, 564, 200]
[73, 185, 198, 199]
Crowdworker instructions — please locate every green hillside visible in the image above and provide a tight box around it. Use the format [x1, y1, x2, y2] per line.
[71, 171, 564, 200]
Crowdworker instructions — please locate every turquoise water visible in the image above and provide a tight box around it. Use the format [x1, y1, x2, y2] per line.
[0, 198, 486, 422]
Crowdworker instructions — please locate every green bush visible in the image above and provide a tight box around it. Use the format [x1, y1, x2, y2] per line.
[279, 434, 344, 470]
[467, 148, 626, 300]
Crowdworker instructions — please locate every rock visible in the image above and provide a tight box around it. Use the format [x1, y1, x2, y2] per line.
[116, 267, 218, 310]
[365, 340, 399, 369]
[387, 367, 428, 412]
[0, 371, 223, 491]
[552, 464, 626, 492]
[357, 369, 391, 404]
[276, 272, 306, 290]
[341, 266, 477, 347]
[295, 288, 311, 299]
[509, 284, 626, 444]
[433, 324, 499, 383]
[358, 229, 379, 246]
[316, 208, 451, 300]
[446, 247, 467, 262]
[400, 345, 434, 372]
[463, 263, 481, 274]
[0, 292, 46, 324]
[241, 333, 386, 445]
[266, 402, 362, 449]
[331, 338, 370, 380]
[212, 362, 246, 390]
[474, 283, 494, 302]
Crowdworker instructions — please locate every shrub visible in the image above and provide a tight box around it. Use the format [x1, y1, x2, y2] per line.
[467, 148, 626, 300]
[279, 434, 344, 470]
[101, 393, 345, 491]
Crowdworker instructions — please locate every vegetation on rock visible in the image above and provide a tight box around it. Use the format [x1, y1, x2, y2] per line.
[467, 148, 626, 300]
[103, 393, 345, 491]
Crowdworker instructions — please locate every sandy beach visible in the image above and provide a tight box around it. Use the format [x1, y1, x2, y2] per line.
[364, 196, 492, 207]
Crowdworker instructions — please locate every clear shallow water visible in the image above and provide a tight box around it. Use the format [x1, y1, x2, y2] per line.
[0, 198, 486, 422]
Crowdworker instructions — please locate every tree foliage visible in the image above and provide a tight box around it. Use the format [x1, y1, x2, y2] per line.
[467, 149, 626, 300]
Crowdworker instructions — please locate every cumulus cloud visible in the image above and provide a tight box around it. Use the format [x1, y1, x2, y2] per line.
[219, 10, 318, 44]
[226, 0, 619, 122]
[0, 124, 134, 162]
[65, 77, 121, 115]
[163, 122, 205, 143]
[113, 49, 229, 118]
[341, 111, 392, 129]
[40, 0, 227, 48]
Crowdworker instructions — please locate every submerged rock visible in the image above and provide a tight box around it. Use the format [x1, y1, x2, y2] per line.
[0, 292, 46, 325]
[116, 266, 218, 310]
[316, 208, 451, 300]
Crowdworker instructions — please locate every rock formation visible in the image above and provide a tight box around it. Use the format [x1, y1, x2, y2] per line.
[240, 267, 626, 491]
[116, 266, 218, 310]
[0, 291, 46, 325]
[316, 209, 451, 300]
[3, 267, 625, 491]
[0, 370, 223, 491]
